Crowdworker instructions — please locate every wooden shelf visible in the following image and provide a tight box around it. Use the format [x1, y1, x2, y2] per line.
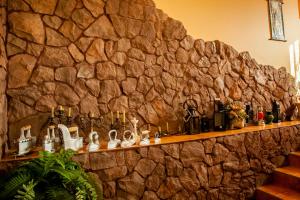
[1, 121, 300, 163]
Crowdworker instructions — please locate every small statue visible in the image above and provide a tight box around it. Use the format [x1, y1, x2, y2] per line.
[183, 99, 201, 134]
[18, 125, 32, 156]
[131, 117, 140, 143]
[154, 132, 161, 144]
[107, 130, 121, 149]
[140, 130, 150, 146]
[88, 131, 100, 152]
[121, 130, 135, 148]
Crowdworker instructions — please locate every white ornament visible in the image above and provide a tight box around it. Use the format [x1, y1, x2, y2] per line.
[107, 130, 121, 149]
[140, 130, 150, 146]
[121, 130, 135, 148]
[88, 131, 100, 152]
[57, 124, 83, 151]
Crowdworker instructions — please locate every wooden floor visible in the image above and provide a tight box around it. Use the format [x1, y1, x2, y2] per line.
[256, 151, 300, 200]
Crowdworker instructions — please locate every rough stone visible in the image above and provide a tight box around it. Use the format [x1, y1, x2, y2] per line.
[68, 43, 84, 62]
[143, 191, 159, 200]
[122, 78, 137, 95]
[179, 168, 200, 192]
[208, 165, 223, 187]
[165, 156, 183, 177]
[163, 18, 186, 40]
[27, 43, 43, 57]
[108, 95, 129, 111]
[76, 37, 94, 52]
[118, 172, 145, 197]
[117, 38, 131, 52]
[135, 158, 156, 178]
[25, 0, 57, 14]
[84, 16, 117, 40]
[148, 146, 165, 164]
[72, 8, 94, 29]
[99, 80, 121, 103]
[55, 67, 77, 86]
[161, 144, 180, 159]
[46, 27, 70, 47]
[111, 52, 127, 66]
[180, 141, 206, 167]
[77, 62, 95, 79]
[55, 0, 77, 19]
[59, 20, 82, 42]
[43, 15, 62, 30]
[8, 12, 44, 44]
[86, 79, 100, 97]
[128, 48, 146, 61]
[8, 0, 30, 11]
[96, 62, 116, 80]
[157, 177, 182, 199]
[30, 66, 54, 84]
[8, 54, 37, 89]
[55, 83, 80, 105]
[82, 0, 105, 17]
[86, 39, 107, 64]
[125, 58, 145, 78]
[39, 47, 74, 67]
[35, 95, 57, 112]
[90, 152, 117, 170]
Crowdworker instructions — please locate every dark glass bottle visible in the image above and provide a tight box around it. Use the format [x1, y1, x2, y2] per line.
[272, 100, 281, 123]
[214, 98, 226, 131]
[245, 104, 251, 124]
[201, 115, 210, 132]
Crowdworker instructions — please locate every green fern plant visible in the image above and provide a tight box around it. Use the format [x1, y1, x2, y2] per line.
[0, 150, 101, 200]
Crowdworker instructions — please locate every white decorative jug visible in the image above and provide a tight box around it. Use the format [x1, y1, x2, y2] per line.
[57, 124, 83, 151]
[18, 125, 32, 156]
[140, 130, 150, 146]
[107, 130, 121, 149]
[88, 131, 100, 152]
[121, 130, 135, 148]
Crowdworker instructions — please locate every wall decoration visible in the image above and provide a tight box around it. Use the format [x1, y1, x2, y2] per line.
[268, 0, 286, 41]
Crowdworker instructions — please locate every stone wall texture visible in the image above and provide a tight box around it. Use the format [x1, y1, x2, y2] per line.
[3, 1, 298, 143]
[74, 125, 300, 199]
[0, 0, 7, 158]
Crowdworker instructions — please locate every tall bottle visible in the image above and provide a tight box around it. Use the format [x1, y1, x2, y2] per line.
[272, 100, 281, 123]
[213, 98, 226, 131]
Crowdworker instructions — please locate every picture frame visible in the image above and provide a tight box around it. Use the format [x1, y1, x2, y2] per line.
[268, 0, 286, 42]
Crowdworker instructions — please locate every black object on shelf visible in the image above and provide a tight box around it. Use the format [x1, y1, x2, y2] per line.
[183, 99, 201, 135]
[214, 98, 226, 131]
[201, 115, 210, 132]
[272, 100, 281, 123]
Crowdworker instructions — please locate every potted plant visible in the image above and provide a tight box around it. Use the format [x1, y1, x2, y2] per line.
[0, 150, 102, 200]
[226, 102, 248, 129]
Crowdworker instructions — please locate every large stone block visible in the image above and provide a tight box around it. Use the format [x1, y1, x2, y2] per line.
[8, 12, 44, 44]
[8, 54, 36, 89]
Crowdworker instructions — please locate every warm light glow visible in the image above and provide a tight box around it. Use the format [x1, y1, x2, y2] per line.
[290, 44, 295, 76]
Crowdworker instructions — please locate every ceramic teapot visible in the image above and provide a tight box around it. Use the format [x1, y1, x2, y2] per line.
[88, 131, 100, 152]
[121, 130, 135, 148]
[107, 130, 121, 149]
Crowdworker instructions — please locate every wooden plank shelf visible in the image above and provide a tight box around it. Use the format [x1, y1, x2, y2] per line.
[1, 121, 300, 163]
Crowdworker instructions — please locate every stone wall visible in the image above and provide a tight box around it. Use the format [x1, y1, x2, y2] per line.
[0, 0, 7, 158]
[4, 0, 297, 141]
[71, 125, 299, 200]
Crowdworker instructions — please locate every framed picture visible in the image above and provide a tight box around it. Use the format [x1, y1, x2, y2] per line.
[268, 0, 286, 42]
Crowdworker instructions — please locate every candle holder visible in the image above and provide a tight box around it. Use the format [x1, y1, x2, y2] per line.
[66, 116, 73, 127]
